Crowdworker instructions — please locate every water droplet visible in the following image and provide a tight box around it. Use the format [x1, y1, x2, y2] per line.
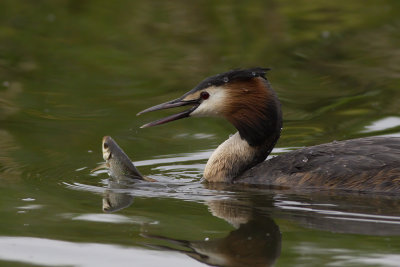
[223, 77, 229, 83]
[204, 237, 209, 241]
[302, 157, 308, 163]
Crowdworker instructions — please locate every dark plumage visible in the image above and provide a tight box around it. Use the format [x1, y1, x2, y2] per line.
[236, 137, 400, 193]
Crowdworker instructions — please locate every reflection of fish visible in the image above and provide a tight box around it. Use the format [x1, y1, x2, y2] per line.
[102, 180, 134, 213]
[92, 136, 155, 182]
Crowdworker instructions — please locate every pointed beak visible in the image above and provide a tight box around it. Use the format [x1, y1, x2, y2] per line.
[137, 97, 200, 128]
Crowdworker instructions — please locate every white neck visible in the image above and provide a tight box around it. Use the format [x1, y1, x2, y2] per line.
[204, 132, 258, 182]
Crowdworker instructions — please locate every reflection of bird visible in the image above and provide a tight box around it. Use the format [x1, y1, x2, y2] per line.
[142, 201, 282, 266]
[138, 68, 400, 193]
[276, 193, 400, 236]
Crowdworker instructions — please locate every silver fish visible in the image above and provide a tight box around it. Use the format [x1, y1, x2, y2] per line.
[92, 136, 155, 182]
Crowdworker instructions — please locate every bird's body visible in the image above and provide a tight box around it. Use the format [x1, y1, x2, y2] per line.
[138, 68, 400, 193]
[236, 136, 400, 193]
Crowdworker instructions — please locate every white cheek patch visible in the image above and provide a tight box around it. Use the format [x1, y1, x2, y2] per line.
[190, 87, 227, 117]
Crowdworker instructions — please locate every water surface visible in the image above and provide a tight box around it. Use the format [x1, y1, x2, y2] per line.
[1, 1, 400, 266]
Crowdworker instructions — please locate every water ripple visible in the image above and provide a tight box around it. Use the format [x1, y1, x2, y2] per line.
[0, 236, 204, 267]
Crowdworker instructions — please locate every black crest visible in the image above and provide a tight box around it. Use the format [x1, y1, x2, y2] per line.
[192, 67, 271, 92]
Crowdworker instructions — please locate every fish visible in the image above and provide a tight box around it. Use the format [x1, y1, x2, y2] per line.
[92, 136, 155, 182]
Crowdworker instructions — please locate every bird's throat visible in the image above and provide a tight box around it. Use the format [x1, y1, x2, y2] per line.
[203, 132, 260, 182]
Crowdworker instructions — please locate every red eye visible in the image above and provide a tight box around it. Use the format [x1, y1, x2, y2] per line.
[200, 91, 209, 100]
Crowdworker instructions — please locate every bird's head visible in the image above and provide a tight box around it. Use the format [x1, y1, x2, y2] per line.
[137, 68, 282, 147]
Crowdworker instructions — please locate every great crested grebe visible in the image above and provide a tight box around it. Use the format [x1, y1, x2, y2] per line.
[138, 68, 400, 193]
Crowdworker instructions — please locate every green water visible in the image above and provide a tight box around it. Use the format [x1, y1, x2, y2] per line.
[1, 1, 400, 266]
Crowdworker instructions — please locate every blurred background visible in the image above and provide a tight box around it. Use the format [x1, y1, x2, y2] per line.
[1, 1, 400, 266]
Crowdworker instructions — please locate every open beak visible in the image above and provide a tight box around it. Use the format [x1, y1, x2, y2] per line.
[137, 97, 200, 128]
